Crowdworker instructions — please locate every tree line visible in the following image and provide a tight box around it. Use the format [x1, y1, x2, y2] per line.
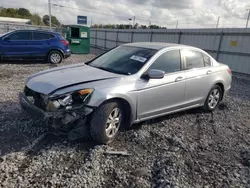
[0, 7, 166, 29]
[91, 23, 167, 29]
[0, 7, 60, 27]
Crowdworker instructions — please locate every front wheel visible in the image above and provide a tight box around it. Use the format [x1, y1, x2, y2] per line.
[203, 85, 222, 112]
[48, 51, 63, 64]
[90, 101, 124, 144]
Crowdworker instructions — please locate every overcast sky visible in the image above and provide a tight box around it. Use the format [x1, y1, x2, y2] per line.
[1, 0, 250, 28]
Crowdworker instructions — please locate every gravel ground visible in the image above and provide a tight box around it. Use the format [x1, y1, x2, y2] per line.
[0, 49, 250, 187]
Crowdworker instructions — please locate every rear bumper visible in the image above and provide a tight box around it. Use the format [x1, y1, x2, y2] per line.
[64, 51, 71, 59]
[224, 86, 231, 98]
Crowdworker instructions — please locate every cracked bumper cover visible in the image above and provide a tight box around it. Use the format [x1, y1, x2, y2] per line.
[19, 92, 94, 119]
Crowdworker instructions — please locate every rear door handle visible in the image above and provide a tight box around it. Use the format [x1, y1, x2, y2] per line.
[207, 70, 212, 75]
[175, 76, 183, 82]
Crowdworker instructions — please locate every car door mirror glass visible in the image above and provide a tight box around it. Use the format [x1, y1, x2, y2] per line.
[145, 69, 165, 79]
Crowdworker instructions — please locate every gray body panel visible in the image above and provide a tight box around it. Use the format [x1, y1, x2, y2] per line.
[27, 63, 122, 95]
[25, 43, 232, 124]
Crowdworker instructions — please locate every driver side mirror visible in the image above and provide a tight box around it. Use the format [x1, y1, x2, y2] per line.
[143, 69, 165, 79]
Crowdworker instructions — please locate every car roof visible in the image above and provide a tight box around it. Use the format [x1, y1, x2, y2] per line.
[11, 29, 59, 35]
[123, 42, 188, 50]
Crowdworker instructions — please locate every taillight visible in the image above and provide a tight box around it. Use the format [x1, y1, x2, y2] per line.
[227, 68, 232, 74]
[60, 40, 69, 46]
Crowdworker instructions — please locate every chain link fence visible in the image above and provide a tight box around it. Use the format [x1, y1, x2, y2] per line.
[0, 22, 62, 35]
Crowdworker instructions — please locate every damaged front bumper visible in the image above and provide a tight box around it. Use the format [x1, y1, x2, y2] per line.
[19, 92, 94, 121]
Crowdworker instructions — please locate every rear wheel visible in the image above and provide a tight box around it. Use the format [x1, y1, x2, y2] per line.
[203, 85, 222, 112]
[90, 101, 124, 144]
[48, 51, 63, 64]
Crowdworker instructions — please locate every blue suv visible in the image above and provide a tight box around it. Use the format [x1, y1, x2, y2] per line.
[0, 30, 71, 63]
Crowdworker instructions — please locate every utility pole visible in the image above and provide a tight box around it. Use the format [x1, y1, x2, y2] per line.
[246, 9, 250, 28]
[133, 16, 135, 27]
[216, 16, 220, 28]
[48, 0, 52, 30]
[129, 18, 132, 29]
[176, 20, 179, 29]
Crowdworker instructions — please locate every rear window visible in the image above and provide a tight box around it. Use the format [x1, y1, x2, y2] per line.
[203, 54, 211, 67]
[33, 32, 55, 40]
[59, 34, 67, 40]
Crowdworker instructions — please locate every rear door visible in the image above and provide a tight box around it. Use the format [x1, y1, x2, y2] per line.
[2, 31, 32, 58]
[137, 50, 186, 120]
[181, 49, 214, 106]
[27, 31, 55, 58]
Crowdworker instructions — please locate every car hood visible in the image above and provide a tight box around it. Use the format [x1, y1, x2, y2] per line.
[27, 63, 122, 95]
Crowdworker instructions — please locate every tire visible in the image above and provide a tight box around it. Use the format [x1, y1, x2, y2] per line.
[90, 101, 124, 144]
[203, 85, 222, 112]
[0, 54, 3, 62]
[48, 51, 63, 64]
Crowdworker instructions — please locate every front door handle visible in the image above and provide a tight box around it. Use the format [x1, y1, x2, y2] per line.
[175, 76, 183, 82]
[207, 70, 212, 75]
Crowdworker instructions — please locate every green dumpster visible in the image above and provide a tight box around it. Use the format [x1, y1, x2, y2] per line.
[62, 25, 90, 54]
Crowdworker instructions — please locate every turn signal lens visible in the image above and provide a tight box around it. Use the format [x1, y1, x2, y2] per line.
[78, 89, 93, 95]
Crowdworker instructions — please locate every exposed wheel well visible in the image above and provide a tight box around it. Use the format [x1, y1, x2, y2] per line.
[99, 98, 132, 129]
[215, 83, 224, 100]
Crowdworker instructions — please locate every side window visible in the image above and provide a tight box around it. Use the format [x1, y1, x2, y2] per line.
[149, 50, 181, 73]
[203, 54, 211, 67]
[33, 32, 55, 40]
[182, 50, 204, 69]
[8, 31, 31, 40]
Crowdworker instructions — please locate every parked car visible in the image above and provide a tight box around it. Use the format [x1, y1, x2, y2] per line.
[19, 42, 232, 144]
[0, 29, 70, 63]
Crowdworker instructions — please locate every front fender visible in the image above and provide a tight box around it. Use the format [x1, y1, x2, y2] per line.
[87, 89, 137, 123]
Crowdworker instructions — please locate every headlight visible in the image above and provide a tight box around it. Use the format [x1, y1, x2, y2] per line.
[77, 89, 94, 102]
[47, 89, 94, 111]
[58, 95, 73, 106]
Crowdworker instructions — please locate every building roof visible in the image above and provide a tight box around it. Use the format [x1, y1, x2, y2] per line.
[123, 42, 186, 50]
[0, 17, 31, 24]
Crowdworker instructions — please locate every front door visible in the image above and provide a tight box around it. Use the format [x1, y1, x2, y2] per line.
[137, 50, 186, 120]
[2, 31, 32, 58]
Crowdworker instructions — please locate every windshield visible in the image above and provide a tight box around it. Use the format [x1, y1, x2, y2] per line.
[88, 46, 157, 75]
[0, 30, 14, 37]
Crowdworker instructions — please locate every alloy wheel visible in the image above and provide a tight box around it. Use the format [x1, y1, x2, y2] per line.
[50, 53, 61, 64]
[105, 108, 121, 138]
[208, 88, 220, 109]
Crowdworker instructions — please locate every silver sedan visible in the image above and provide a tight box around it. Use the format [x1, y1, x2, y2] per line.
[20, 42, 232, 144]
